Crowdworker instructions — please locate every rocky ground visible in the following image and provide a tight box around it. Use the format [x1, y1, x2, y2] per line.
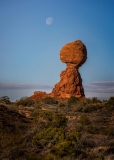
[0, 97, 114, 160]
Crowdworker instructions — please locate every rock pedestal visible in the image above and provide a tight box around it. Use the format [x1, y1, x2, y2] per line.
[51, 40, 87, 98]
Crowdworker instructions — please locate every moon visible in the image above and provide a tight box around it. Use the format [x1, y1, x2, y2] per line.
[46, 17, 53, 25]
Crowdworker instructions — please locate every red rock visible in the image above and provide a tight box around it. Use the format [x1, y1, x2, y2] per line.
[51, 40, 87, 98]
[60, 40, 87, 68]
[30, 91, 48, 101]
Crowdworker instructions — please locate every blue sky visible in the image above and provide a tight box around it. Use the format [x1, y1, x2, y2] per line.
[0, 0, 114, 101]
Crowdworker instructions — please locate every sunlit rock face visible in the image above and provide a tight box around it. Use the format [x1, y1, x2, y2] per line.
[51, 40, 87, 98]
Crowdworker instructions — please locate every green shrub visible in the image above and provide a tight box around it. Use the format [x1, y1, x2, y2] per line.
[67, 129, 81, 142]
[42, 97, 58, 105]
[83, 104, 100, 113]
[39, 110, 53, 121]
[53, 113, 67, 128]
[32, 127, 64, 147]
[108, 97, 114, 105]
[51, 141, 76, 158]
[17, 97, 35, 106]
[45, 154, 55, 160]
[104, 97, 114, 112]
[39, 111, 67, 128]
[57, 102, 66, 108]
[0, 96, 11, 104]
[28, 154, 41, 160]
[67, 96, 79, 107]
[86, 97, 101, 104]
[80, 115, 91, 126]
[86, 152, 103, 160]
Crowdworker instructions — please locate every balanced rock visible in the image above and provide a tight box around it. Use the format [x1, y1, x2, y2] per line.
[51, 40, 87, 98]
[60, 40, 87, 68]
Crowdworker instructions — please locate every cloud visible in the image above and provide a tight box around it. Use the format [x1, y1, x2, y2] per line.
[0, 82, 53, 90]
[1, 81, 114, 100]
[84, 81, 114, 93]
[1, 81, 114, 93]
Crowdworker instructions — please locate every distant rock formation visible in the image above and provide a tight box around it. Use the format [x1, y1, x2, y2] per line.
[30, 91, 48, 101]
[51, 40, 87, 98]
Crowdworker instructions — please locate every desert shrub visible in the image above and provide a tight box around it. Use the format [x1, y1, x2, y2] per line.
[57, 102, 66, 108]
[84, 125, 99, 134]
[86, 97, 101, 104]
[75, 105, 83, 112]
[73, 101, 86, 112]
[83, 104, 100, 113]
[90, 126, 114, 135]
[31, 104, 42, 119]
[39, 111, 67, 128]
[16, 97, 35, 106]
[42, 97, 58, 105]
[0, 122, 28, 159]
[32, 127, 64, 147]
[45, 153, 55, 160]
[67, 96, 79, 107]
[51, 141, 76, 158]
[0, 96, 11, 104]
[67, 129, 81, 142]
[27, 154, 42, 160]
[86, 152, 103, 160]
[75, 124, 84, 132]
[39, 110, 53, 121]
[104, 97, 114, 112]
[91, 97, 101, 103]
[80, 115, 91, 126]
[34, 104, 42, 109]
[108, 96, 114, 105]
[53, 113, 67, 128]
[104, 104, 114, 112]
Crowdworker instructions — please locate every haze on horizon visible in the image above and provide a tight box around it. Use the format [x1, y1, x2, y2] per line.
[0, 0, 114, 101]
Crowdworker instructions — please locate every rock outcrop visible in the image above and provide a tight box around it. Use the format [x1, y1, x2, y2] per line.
[30, 91, 49, 101]
[51, 40, 87, 98]
[0, 103, 31, 127]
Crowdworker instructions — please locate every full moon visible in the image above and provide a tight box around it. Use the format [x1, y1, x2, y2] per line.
[46, 17, 53, 25]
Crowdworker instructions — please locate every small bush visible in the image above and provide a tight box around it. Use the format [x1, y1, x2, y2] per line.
[17, 97, 35, 106]
[51, 141, 76, 158]
[83, 104, 100, 113]
[32, 127, 64, 147]
[104, 97, 114, 112]
[86, 97, 101, 104]
[53, 113, 67, 128]
[108, 97, 114, 105]
[42, 97, 58, 105]
[67, 96, 79, 107]
[80, 115, 91, 126]
[57, 102, 66, 108]
[39, 110, 67, 128]
[45, 153, 55, 160]
[86, 152, 103, 160]
[0, 96, 11, 104]
[27, 154, 40, 160]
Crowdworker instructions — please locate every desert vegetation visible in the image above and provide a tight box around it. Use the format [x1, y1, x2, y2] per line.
[0, 96, 114, 159]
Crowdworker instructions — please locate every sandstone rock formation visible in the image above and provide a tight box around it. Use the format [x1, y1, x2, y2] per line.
[51, 40, 87, 98]
[31, 91, 49, 101]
